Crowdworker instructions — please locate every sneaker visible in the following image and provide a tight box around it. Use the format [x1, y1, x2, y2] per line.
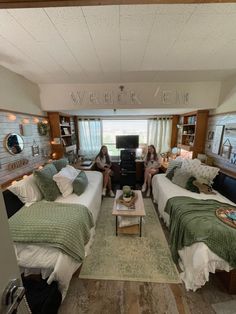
[141, 183, 146, 192]
[109, 190, 115, 197]
[146, 189, 151, 197]
[102, 188, 106, 196]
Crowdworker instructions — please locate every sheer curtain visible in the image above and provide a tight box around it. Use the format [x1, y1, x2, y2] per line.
[78, 119, 102, 159]
[147, 118, 172, 153]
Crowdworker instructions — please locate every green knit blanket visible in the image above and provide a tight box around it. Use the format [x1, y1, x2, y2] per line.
[9, 201, 94, 263]
[165, 196, 236, 267]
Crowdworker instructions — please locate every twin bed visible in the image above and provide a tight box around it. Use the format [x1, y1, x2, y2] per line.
[152, 167, 236, 292]
[4, 169, 103, 299]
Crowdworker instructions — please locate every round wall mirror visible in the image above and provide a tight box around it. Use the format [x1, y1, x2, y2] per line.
[5, 133, 24, 155]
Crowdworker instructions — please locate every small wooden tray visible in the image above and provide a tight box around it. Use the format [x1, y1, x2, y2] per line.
[116, 192, 138, 208]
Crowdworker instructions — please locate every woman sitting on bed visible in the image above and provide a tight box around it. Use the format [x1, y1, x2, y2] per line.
[95, 145, 115, 197]
[142, 145, 161, 197]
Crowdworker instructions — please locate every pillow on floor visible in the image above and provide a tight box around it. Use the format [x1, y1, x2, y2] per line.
[53, 165, 79, 197]
[34, 164, 61, 201]
[73, 171, 88, 196]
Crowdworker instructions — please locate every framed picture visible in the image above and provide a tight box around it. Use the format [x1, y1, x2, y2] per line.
[207, 131, 214, 140]
[212, 125, 224, 155]
[220, 139, 232, 159]
[32, 144, 39, 156]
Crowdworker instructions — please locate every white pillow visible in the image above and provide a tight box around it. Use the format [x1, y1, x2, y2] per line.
[8, 174, 42, 204]
[166, 159, 182, 175]
[53, 165, 80, 197]
[192, 164, 220, 184]
[181, 158, 201, 175]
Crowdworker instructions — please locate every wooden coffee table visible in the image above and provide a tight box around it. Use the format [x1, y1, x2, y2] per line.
[112, 190, 146, 237]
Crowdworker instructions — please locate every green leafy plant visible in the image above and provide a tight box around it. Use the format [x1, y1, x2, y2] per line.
[122, 185, 133, 198]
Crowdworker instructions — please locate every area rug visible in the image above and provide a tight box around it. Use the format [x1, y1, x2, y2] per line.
[80, 198, 181, 284]
[212, 300, 236, 314]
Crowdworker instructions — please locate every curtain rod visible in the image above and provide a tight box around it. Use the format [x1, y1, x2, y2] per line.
[78, 115, 173, 120]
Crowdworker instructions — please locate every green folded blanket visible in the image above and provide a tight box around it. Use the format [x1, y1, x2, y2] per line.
[165, 196, 236, 267]
[9, 201, 94, 263]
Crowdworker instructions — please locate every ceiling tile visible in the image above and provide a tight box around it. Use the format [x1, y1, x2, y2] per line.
[120, 14, 156, 41]
[8, 8, 61, 42]
[45, 7, 90, 43]
[120, 5, 158, 15]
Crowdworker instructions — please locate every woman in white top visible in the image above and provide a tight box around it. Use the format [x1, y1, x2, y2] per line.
[95, 146, 115, 197]
[142, 145, 161, 197]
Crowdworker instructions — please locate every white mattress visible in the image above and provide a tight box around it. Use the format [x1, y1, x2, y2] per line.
[152, 173, 235, 291]
[15, 171, 103, 299]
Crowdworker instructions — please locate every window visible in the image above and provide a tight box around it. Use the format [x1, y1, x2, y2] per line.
[102, 120, 148, 156]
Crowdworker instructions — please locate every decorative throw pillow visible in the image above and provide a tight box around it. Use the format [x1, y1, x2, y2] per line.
[52, 158, 69, 172]
[180, 158, 201, 175]
[186, 176, 200, 193]
[53, 165, 80, 197]
[73, 171, 88, 196]
[192, 164, 220, 184]
[8, 174, 42, 204]
[172, 168, 192, 189]
[166, 160, 182, 175]
[166, 166, 179, 181]
[34, 164, 61, 201]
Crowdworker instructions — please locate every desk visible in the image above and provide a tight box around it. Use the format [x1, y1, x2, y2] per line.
[74, 161, 95, 171]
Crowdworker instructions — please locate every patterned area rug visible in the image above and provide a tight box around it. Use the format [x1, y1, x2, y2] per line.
[212, 300, 236, 314]
[80, 198, 180, 283]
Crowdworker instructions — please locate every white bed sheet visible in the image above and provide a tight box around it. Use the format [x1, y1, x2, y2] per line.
[152, 173, 235, 291]
[14, 171, 103, 299]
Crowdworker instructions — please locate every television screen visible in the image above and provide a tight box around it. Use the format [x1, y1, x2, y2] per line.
[116, 135, 139, 149]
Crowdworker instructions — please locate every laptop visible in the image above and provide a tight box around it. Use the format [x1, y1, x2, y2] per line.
[81, 160, 92, 166]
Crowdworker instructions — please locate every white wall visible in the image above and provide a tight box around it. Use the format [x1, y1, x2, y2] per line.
[0, 66, 43, 116]
[40, 81, 221, 111]
[213, 74, 236, 114]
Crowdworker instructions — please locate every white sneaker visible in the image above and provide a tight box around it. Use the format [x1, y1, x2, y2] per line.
[102, 188, 106, 196]
[109, 190, 115, 197]
[141, 184, 146, 192]
[146, 189, 150, 197]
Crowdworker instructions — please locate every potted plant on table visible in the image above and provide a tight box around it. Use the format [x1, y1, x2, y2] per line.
[122, 185, 133, 202]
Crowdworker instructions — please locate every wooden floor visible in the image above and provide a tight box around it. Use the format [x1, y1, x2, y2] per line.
[59, 196, 236, 314]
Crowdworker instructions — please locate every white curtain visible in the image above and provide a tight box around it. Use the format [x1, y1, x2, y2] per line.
[147, 118, 172, 153]
[79, 119, 102, 159]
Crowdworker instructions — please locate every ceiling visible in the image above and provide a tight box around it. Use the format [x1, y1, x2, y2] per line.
[1, 3, 236, 85]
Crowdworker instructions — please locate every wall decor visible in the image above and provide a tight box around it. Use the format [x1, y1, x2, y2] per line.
[5, 133, 24, 155]
[207, 131, 214, 140]
[221, 139, 232, 159]
[38, 121, 49, 136]
[8, 159, 29, 170]
[32, 140, 40, 156]
[21, 124, 33, 136]
[212, 125, 224, 155]
[231, 152, 236, 164]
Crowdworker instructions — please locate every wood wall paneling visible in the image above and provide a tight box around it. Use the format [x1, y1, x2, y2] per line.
[0, 110, 51, 187]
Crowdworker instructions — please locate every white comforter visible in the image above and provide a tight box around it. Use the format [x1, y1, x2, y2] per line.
[14, 171, 103, 299]
[152, 173, 235, 291]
